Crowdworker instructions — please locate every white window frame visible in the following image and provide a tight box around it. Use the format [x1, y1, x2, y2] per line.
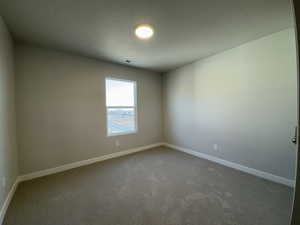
[105, 77, 138, 137]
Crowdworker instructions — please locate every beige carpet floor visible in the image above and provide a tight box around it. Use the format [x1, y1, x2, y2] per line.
[4, 147, 294, 225]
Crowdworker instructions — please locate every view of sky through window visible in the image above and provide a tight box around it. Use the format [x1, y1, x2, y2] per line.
[106, 79, 135, 107]
[106, 78, 137, 136]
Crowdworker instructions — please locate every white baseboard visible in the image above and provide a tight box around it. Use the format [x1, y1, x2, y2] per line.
[0, 142, 163, 224]
[0, 178, 20, 225]
[162, 143, 295, 187]
[19, 142, 164, 182]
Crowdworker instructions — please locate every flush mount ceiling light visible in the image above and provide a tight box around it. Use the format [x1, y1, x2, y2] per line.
[135, 24, 154, 39]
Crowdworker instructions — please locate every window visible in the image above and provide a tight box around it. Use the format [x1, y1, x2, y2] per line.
[105, 78, 137, 136]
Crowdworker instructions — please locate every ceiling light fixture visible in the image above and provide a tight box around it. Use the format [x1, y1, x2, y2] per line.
[135, 24, 154, 40]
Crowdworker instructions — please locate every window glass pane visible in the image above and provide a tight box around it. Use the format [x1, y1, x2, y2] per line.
[106, 79, 135, 107]
[107, 108, 136, 134]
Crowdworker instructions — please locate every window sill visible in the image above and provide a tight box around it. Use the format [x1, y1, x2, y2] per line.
[107, 131, 137, 137]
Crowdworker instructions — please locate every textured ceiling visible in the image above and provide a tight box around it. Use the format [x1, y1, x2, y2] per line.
[0, 0, 294, 72]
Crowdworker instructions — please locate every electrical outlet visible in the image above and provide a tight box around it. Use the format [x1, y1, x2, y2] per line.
[115, 140, 120, 147]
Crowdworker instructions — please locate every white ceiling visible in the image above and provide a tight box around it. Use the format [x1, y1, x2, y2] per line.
[0, 0, 294, 72]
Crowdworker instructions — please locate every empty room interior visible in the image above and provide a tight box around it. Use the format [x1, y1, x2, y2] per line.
[0, 0, 298, 225]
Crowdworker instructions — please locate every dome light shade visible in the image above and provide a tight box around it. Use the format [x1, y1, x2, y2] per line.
[135, 24, 154, 39]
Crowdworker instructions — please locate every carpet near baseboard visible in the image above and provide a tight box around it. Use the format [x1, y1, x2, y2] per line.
[18, 142, 164, 182]
[1, 142, 294, 225]
[1, 142, 163, 225]
[163, 143, 295, 187]
[17, 142, 294, 187]
[0, 179, 19, 225]
[3, 147, 293, 225]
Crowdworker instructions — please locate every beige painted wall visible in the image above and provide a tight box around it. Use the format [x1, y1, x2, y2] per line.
[0, 17, 18, 210]
[15, 45, 163, 174]
[163, 28, 297, 180]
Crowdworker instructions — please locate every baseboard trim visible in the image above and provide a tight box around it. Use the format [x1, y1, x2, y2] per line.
[1, 143, 163, 224]
[0, 142, 294, 224]
[19, 142, 164, 182]
[0, 178, 19, 225]
[163, 143, 295, 187]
